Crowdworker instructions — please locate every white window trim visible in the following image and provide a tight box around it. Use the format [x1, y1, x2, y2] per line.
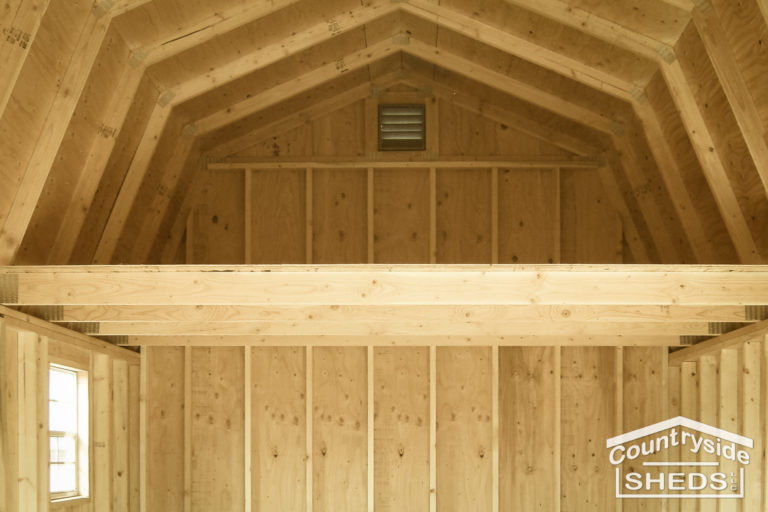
[49, 362, 90, 502]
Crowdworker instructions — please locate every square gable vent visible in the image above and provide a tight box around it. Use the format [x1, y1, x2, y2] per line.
[378, 103, 426, 151]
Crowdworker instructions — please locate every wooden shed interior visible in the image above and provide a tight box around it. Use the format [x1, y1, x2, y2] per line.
[1, 0, 768, 510]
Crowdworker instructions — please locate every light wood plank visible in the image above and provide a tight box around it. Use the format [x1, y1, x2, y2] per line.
[669, 319, 768, 365]
[660, 60, 761, 263]
[145, 347, 184, 512]
[501, 0, 675, 59]
[404, 39, 622, 133]
[6, 266, 768, 307]
[128, 363, 140, 512]
[374, 347, 429, 510]
[93, 353, 112, 511]
[17, 331, 38, 511]
[306, 346, 313, 512]
[244, 347, 252, 512]
[113, 358, 129, 512]
[210, 158, 602, 171]
[436, 347, 492, 511]
[91, 319, 712, 336]
[401, 0, 637, 97]
[190, 347, 245, 511]
[718, 349, 738, 512]
[499, 347, 559, 510]
[367, 347, 373, 512]
[313, 347, 367, 512]
[741, 341, 762, 511]
[123, 334, 682, 347]
[679, 361, 697, 512]
[429, 346, 436, 512]
[92, 103, 171, 264]
[0, 9, 111, 265]
[251, 347, 306, 512]
[561, 347, 617, 511]
[52, 303, 754, 325]
[196, 38, 402, 134]
[692, 7, 768, 198]
[183, 347, 191, 512]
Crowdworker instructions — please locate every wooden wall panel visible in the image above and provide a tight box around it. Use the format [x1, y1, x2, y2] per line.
[669, 334, 768, 509]
[312, 347, 367, 512]
[436, 347, 492, 511]
[622, 347, 665, 512]
[561, 347, 618, 511]
[189, 170, 245, 264]
[373, 347, 429, 510]
[373, 169, 430, 264]
[561, 168, 623, 263]
[499, 346, 559, 511]
[498, 168, 559, 264]
[1, 316, 139, 512]
[250, 169, 306, 264]
[146, 347, 185, 512]
[190, 347, 245, 512]
[251, 347, 306, 512]
[312, 169, 367, 264]
[436, 169, 492, 263]
[312, 101, 366, 157]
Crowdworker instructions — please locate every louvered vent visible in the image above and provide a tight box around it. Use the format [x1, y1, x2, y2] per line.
[378, 104, 426, 151]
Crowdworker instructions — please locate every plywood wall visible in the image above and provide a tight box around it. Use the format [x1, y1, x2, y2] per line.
[142, 344, 665, 511]
[0, 315, 141, 512]
[185, 98, 623, 265]
[668, 335, 768, 512]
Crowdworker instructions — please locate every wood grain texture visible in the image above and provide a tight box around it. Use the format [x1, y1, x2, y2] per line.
[250, 170, 306, 264]
[436, 169, 492, 263]
[499, 346, 559, 511]
[146, 347, 185, 512]
[498, 168, 559, 264]
[373, 347, 430, 510]
[560, 168, 623, 264]
[313, 347, 367, 512]
[436, 347, 492, 511]
[373, 169, 431, 264]
[560, 347, 617, 511]
[191, 347, 245, 512]
[312, 169, 367, 264]
[251, 347, 306, 512]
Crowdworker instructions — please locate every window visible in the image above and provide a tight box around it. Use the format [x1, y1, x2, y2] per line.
[378, 104, 426, 151]
[49, 364, 89, 501]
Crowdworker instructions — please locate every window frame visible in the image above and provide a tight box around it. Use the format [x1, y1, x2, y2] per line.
[49, 361, 90, 503]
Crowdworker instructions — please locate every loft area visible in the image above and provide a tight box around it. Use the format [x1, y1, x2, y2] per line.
[0, 0, 765, 266]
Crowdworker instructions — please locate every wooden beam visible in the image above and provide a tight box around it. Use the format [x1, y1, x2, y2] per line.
[47, 67, 149, 264]
[596, 163, 652, 263]
[660, 60, 762, 263]
[195, 37, 403, 134]
[501, 0, 677, 60]
[130, 0, 301, 66]
[83, 320, 713, 337]
[210, 157, 602, 170]
[169, 1, 399, 105]
[42, 304, 755, 324]
[3, 265, 767, 306]
[669, 319, 768, 365]
[610, 135, 681, 262]
[0, 0, 53, 117]
[0, 8, 112, 265]
[692, 6, 768, 198]
[400, 0, 638, 98]
[0, 305, 139, 362]
[122, 334, 682, 347]
[129, 135, 197, 263]
[632, 101, 715, 262]
[92, 102, 172, 264]
[407, 74, 601, 157]
[403, 39, 622, 133]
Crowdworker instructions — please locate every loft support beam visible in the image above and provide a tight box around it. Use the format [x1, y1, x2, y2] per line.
[1, 265, 767, 306]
